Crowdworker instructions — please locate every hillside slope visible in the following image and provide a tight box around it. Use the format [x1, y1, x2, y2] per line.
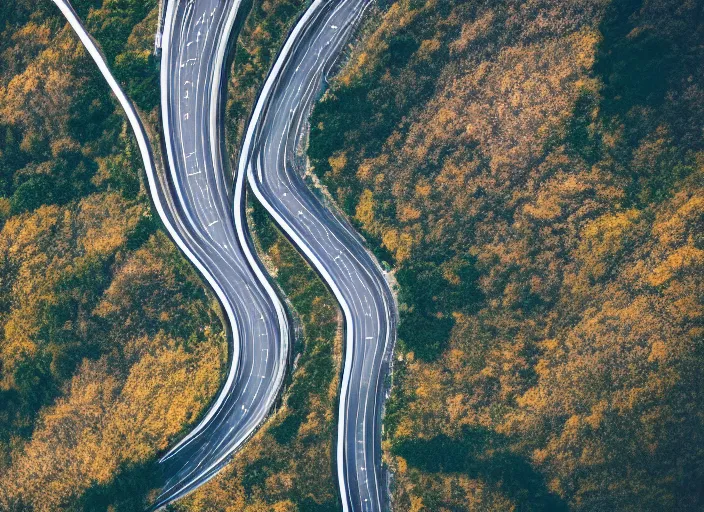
[308, 0, 704, 509]
[0, 1, 226, 509]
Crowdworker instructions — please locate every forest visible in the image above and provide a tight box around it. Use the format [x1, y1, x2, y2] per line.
[0, 0, 702, 510]
[308, 0, 704, 509]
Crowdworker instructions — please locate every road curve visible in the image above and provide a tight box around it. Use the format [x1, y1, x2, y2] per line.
[54, 0, 395, 509]
[51, 0, 290, 509]
[153, 0, 290, 507]
[240, 1, 397, 511]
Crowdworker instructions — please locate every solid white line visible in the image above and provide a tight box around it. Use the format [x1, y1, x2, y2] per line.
[158, 0, 244, 457]
[239, 4, 356, 510]
[159, 0, 290, 482]
[49, 2, 242, 442]
[241, 2, 395, 510]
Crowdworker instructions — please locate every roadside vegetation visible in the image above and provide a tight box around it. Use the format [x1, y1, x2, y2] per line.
[225, 0, 309, 162]
[0, 1, 226, 509]
[308, 0, 704, 509]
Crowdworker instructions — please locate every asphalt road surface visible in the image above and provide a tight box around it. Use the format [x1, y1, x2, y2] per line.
[50, 0, 289, 507]
[241, 1, 397, 511]
[150, 0, 294, 508]
[54, 0, 395, 509]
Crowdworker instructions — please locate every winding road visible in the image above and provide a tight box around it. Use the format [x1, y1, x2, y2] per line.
[153, 0, 291, 507]
[241, 1, 397, 511]
[52, 0, 289, 509]
[53, 0, 395, 510]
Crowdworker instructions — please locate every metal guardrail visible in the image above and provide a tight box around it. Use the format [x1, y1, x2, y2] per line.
[154, 0, 167, 54]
